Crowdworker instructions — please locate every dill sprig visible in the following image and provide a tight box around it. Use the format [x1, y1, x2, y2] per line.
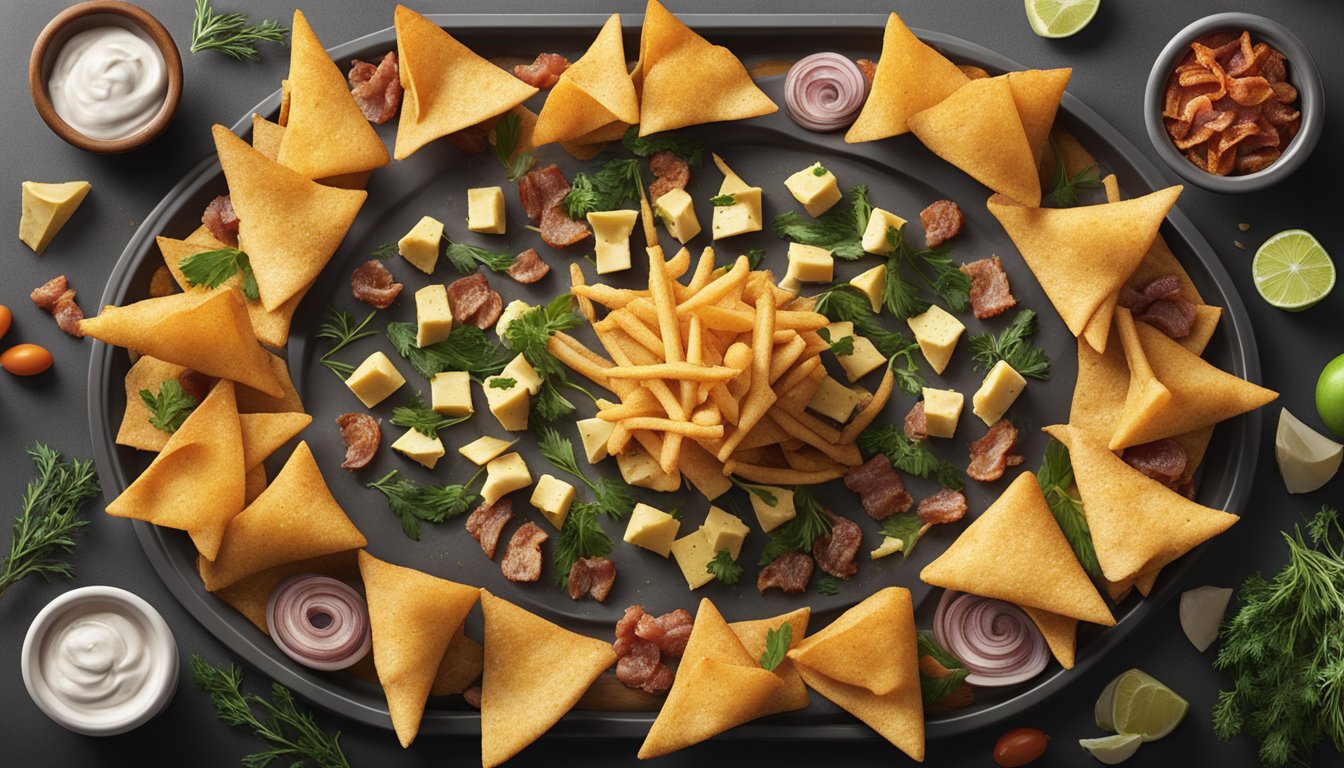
[968, 309, 1051, 381]
[0, 444, 100, 598]
[882, 224, 971, 318]
[315, 309, 379, 380]
[190, 0, 289, 61]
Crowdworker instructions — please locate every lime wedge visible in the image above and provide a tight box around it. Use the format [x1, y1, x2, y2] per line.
[1096, 669, 1189, 741]
[1079, 734, 1143, 764]
[1025, 0, 1101, 38]
[1252, 229, 1335, 311]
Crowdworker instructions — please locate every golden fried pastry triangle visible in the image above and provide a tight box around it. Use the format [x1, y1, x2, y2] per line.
[788, 587, 910, 696]
[238, 412, 312, 471]
[533, 14, 639, 145]
[729, 607, 811, 717]
[846, 13, 969, 142]
[1005, 68, 1072, 168]
[1022, 606, 1079, 669]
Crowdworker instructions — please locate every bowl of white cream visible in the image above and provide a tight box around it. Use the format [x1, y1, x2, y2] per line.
[21, 585, 179, 736]
[28, 1, 182, 153]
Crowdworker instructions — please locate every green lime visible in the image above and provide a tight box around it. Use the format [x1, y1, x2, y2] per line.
[1252, 229, 1335, 311]
[1079, 734, 1143, 764]
[1096, 669, 1188, 742]
[1024, 0, 1101, 38]
[1316, 353, 1344, 438]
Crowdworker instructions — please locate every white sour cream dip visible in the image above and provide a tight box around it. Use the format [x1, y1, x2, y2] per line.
[48, 26, 167, 140]
[42, 611, 152, 711]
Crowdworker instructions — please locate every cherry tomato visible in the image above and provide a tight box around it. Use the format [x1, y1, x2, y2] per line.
[0, 304, 10, 341]
[1, 343, 53, 376]
[993, 727, 1049, 767]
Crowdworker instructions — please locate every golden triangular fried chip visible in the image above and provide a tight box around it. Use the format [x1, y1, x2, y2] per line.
[730, 607, 811, 717]
[480, 591, 615, 767]
[1112, 308, 1174, 449]
[788, 588, 910, 695]
[921, 473, 1115, 626]
[235, 354, 305, 414]
[1069, 333, 1130, 446]
[534, 14, 639, 145]
[116, 355, 189, 452]
[358, 550, 480, 748]
[213, 549, 359, 633]
[638, 656, 783, 759]
[239, 412, 312, 470]
[251, 114, 285, 161]
[432, 627, 484, 697]
[1135, 568, 1160, 597]
[244, 464, 266, 504]
[1022, 606, 1078, 669]
[636, 0, 776, 136]
[1006, 68, 1071, 168]
[845, 13, 969, 142]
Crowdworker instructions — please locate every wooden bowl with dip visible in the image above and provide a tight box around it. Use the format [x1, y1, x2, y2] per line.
[29, 1, 183, 153]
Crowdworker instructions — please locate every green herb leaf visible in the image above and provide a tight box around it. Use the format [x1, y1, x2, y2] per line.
[1044, 136, 1104, 207]
[759, 624, 793, 671]
[444, 242, 516, 275]
[553, 501, 613, 588]
[812, 164, 829, 177]
[504, 295, 594, 423]
[390, 392, 469, 437]
[814, 576, 841, 596]
[372, 242, 398, 260]
[537, 426, 634, 520]
[489, 112, 535, 181]
[1036, 439, 1100, 578]
[190, 0, 288, 61]
[817, 326, 854, 357]
[706, 549, 744, 586]
[710, 194, 736, 206]
[771, 185, 871, 260]
[489, 378, 517, 390]
[759, 487, 833, 566]
[878, 512, 926, 559]
[386, 321, 511, 381]
[367, 469, 480, 541]
[744, 247, 766, 269]
[0, 444, 100, 597]
[968, 309, 1051, 381]
[563, 158, 644, 220]
[139, 380, 198, 433]
[812, 285, 926, 395]
[856, 425, 964, 490]
[882, 225, 970, 318]
[315, 309, 379, 380]
[730, 476, 777, 507]
[621, 126, 704, 166]
[916, 630, 970, 705]
[179, 247, 260, 301]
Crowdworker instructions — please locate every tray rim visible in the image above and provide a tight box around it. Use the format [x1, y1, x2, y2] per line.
[85, 12, 1263, 743]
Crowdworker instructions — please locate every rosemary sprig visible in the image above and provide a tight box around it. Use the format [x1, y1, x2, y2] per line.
[315, 309, 379, 379]
[0, 444, 100, 598]
[190, 0, 289, 61]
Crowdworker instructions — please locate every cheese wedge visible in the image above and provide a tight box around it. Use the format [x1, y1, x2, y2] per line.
[19, 181, 90, 254]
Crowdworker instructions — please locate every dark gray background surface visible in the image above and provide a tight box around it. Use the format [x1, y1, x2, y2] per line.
[1, 1, 1340, 766]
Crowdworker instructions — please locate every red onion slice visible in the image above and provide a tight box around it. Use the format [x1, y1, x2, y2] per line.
[266, 574, 371, 672]
[933, 591, 1050, 687]
[784, 53, 869, 132]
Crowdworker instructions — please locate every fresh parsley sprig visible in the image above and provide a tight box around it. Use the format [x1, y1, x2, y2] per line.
[710, 194, 736, 206]
[707, 550, 744, 586]
[1036, 439, 1100, 578]
[856, 425, 965, 491]
[812, 286, 926, 395]
[917, 630, 971, 705]
[816, 326, 854, 357]
[179, 247, 260, 301]
[744, 247, 766, 269]
[814, 576, 841, 596]
[504, 295, 596, 423]
[315, 309, 379, 379]
[968, 309, 1051, 381]
[390, 392, 470, 437]
[367, 468, 482, 541]
[758, 487, 833, 566]
[882, 225, 971, 318]
[191, 656, 350, 768]
[1043, 136, 1104, 207]
[730, 476, 778, 507]
[190, 0, 288, 61]
[554, 501, 613, 588]
[0, 445, 100, 598]
[372, 242, 398, 260]
[563, 159, 644, 221]
[759, 624, 793, 671]
[445, 242, 516, 275]
[621, 126, 704, 166]
[490, 113, 535, 182]
[537, 427, 634, 520]
[771, 185, 872, 260]
[386, 321, 511, 381]
[879, 513, 927, 559]
[139, 380, 198, 433]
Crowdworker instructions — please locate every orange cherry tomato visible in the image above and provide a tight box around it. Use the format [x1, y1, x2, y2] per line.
[993, 727, 1049, 767]
[0, 304, 10, 341]
[1, 343, 53, 376]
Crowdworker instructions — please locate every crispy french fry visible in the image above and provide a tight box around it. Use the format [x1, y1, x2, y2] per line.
[716, 289, 777, 461]
[595, 326, 686, 420]
[691, 404, 722, 426]
[769, 335, 808, 384]
[721, 460, 844, 485]
[620, 417, 724, 440]
[840, 368, 894, 443]
[783, 447, 846, 474]
[574, 283, 643, 310]
[547, 335, 618, 392]
[775, 405, 844, 444]
[608, 309, 665, 358]
[607, 424, 634, 456]
[774, 310, 831, 331]
[659, 434, 682, 476]
[638, 182, 658, 248]
[767, 410, 862, 466]
[693, 304, 756, 333]
[735, 416, 792, 450]
[596, 389, 663, 421]
[665, 246, 691, 281]
[686, 246, 718, 294]
[773, 356, 821, 395]
[648, 247, 684, 365]
[569, 262, 597, 323]
[709, 383, 740, 425]
[799, 330, 830, 358]
[604, 362, 741, 381]
[677, 255, 749, 315]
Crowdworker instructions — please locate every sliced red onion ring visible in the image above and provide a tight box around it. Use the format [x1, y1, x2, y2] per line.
[784, 53, 869, 132]
[266, 574, 371, 672]
[933, 591, 1050, 687]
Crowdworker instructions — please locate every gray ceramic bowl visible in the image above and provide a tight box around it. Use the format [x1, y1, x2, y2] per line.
[1144, 12, 1322, 193]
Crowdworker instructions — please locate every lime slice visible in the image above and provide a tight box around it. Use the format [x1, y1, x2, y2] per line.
[1252, 229, 1335, 311]
[1079, 734, 1143, 764]
[1096, 669, 1189, 741]
[1025, 0, 1101, 38]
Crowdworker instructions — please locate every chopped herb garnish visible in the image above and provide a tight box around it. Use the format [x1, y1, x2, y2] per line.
[968, 309, 1051, 381]
[814, 576, 841, 596]
[372, 242, 398, 260]
[315, 309, 379, 379]
[621, 126, 704, 166]
[882, 225, 971, 318]
[390, 392, 469, 437]
[504, 295, 594, 423]
[744, 247, 766, 269]
[490, 112, 535, 181]
[771, 184, 871, 260]
[812, 164, 829, 177]
[817, 326, 854, 357]
[537, 426, 634, 520]
[139, 380, 198, 433]
[1043, 136, 1104, 207]
[812, 286, 925, 395]
[179, 247, 260, 301]
[563, 158, 644, 220]
[386, 321, 511, 381]
[710, 193, 736, 206]
[367, 468, 481, 541]
[553, 501, 613, 588]
[0, 444, 100, 598]
[489, 378, 517, 390]
[1036, 439, 1100, 578]
[445, 242, 516, 274]
[707, 549, 744, 586]
[857, 425, 965, 490]
[189, 0, 288, 61]
[730, 476, 777, 507]
[759, 487, 832, 566]
[878, 512, 926, 559]
[759, 624, 793, 671]
[917, 630, 970, 705]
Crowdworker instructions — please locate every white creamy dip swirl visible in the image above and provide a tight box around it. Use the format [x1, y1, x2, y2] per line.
[41, 611, 152, 711]
[48, 26, 166, 141]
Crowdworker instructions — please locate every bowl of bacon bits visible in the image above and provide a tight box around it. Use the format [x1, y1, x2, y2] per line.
[1144, 13, 1322, 193]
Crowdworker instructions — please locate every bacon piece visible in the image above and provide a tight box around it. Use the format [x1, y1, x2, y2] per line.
[506, 248, 550, 284]
[615, 638, 662, 691]
[919, 200, 964, 249]
[445, 123, 491, 154]
[335, 413, 380, 471]
[567, 557, 616, 602]
[501, 521, 548, 582]
[466, 498, 515, 559]
[960, 256, 1017, 319]
[1123, 439, 1188, 489]
[1120, 274, 1196, 340]
[757, 551, 813, 594]
[904, 401, 928, 441]
[446, 273, 504, 329]
[648, 151, 690, 201]
[518, 165, 592, 249]
[513, 53, 570, 89]
[813, 511, 861, 579]
[844, 455, 913, 520]
[177, 370, 217, 402]
[612, 605, 684, 694]
[202, 195, 239, 248]
[855, 58, 877, 87]
[653, 609, 693, 658]
[967, 420, 1024, 483]
[918, 489, 968, 525]
[539, 206, 592, 248]
[351, 259, 403, 309]
[30, 275, 68, 310]
[32, 276, 87, 338]
[641, 662, 675, 696]
[348, 51, 402, 124]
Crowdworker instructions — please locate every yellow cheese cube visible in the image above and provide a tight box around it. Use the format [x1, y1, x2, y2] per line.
[623, 503, 681, 557]
[850, 263, 886, 313]
[430, 371, 473, 416]
[466, 186, 507, 234]
[711, 187, 763, 240]
[861, 207, 908, 255]
[653, 188, 700, 244]
[780, 242, 834, 292]
[907, 305, 965, 375]
[496, 300, 531, 341]
[530, 474, 576, 529]
[483, 375, 530, 431]
[670, 529, 716, 589]
[837, 335, 887, 382]
[701, 506, 750, 560]
[345, 351, 405, 407]
[481, 452, 532, 505]
[415, 285, 453, 347]
[588, 209, 639, 274]
[973, 360, 1027, 426]
[783, 163, 842, 217]
[922, 387, 964, 438]
[748, 485, 796, 533]
[871, 536, 905, 559]
[501, 354, 543, 396]
[825, 321, 855, 341]
[390, 428, 446, 469]
[616, 444, 681, 492]
[808, 376, 861, 423]
[577, 417, 615, 464]
[459, 435, 515, 466]
[397, 215, 444, 274]
[20, 181, 90, 254]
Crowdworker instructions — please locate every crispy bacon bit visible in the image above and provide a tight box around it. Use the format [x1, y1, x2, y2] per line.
[462, 686, 482, 709]
[567, 556, 616, 602]
[844, 455, 913, 520]
[1123, 439, 1189, 491]
[654, 609, 693, 658]
[335, 413, 380, 471]
[351, 259, 403, 309]
[613, 605, 690, 694]
[904, 401, 928, 441]
[202, 195, 239, 247]
[1119, 274, 1183, 312]
[30, 276, 86, 338]
[501, 521, 548, 582]
[917, 489, 968, 525]
[855, 58, 877, 87]
[466, 498, 515, 559]
[967, 420, 1024, 482]
[960, 256, 1017, 319]
[446, 273, 504, 329]
[177, 370, 217, 402]
[30, 275, 68, 310]
[757, 551, 814, 594]
[813, 511, 861, 579]
[506, 248, 550, 284]
[1120, 274, 1197, 339]
[513, 53, 570, 89]
[445, 123, 491, 154]
[648, 151, 691, 201]
[540, 206, 591, 248]
[518, 164, 592, 249]
[348, 51, 402, 124]
[919, 200, 964, 249]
